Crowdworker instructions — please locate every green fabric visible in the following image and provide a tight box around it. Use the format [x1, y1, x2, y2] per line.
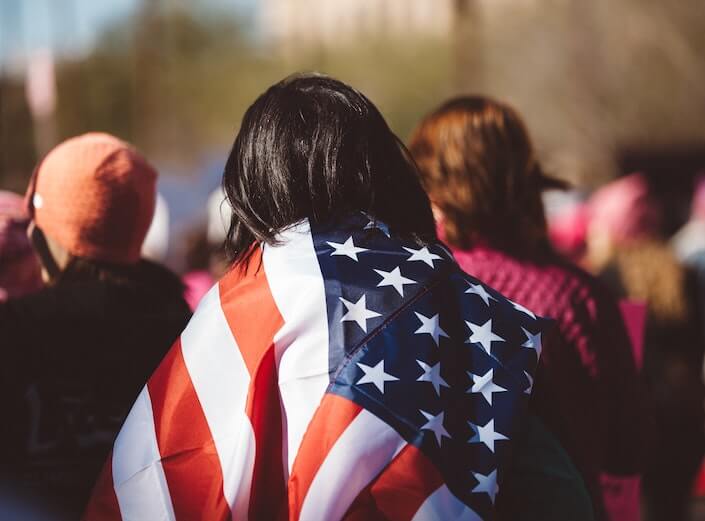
[497, 414, 595, 521]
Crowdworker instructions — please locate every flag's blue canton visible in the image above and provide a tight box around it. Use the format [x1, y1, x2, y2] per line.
[311, 213, 547, 519]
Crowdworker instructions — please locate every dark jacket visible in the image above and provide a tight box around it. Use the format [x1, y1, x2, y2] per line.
[0, 260, 191, 515]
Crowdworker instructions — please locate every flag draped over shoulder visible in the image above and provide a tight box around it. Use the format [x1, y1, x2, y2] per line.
[84, 213, 549, 521]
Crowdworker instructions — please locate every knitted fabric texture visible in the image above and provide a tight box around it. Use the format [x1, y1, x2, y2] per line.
[29, 133, 157, 264]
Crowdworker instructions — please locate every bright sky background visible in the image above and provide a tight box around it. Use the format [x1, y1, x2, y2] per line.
[0, 0, 255, 69]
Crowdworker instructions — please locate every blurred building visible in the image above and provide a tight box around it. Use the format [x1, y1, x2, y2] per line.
[260, 0, 455, 51]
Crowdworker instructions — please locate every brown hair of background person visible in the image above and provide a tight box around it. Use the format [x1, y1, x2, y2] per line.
[0, 133, 191, 519]
[410, 96, 646, 521]
[409, 96, 566, 257]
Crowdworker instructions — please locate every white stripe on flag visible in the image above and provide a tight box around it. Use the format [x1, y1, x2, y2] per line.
[112, 388, 176, 521]
[299, 409, 407, 521]
[180, 284, 255, 519]
[263, 219, 331, 475]
[411, 485, 482, 521]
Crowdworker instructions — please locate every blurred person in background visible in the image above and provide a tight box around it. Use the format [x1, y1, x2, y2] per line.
[0, 133, 191, 516]
[85, 74, 591, 521]
[0, 191, 42, 302]
[140, 192, 170, 264]
[672, 175, 705, 506]
[409, 96, 645, 521]
[672, 175, 705, 264]
[672, 175, 705, 342]
[181, 229, 216, 310]
[181, 187, 232, 310]
[588, 173, 705, 521]
[0, 191, 45, 519]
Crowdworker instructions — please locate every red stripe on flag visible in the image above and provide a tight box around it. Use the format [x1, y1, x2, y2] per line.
[82, 451, 121, 521]
[288, 395, 364, 519]
[148, 339, 231, 521]
[219, 249, 286, 375]
[343, 444, 445, 521]
[218, 248, 288, 520]
[245, 344, 287, 520]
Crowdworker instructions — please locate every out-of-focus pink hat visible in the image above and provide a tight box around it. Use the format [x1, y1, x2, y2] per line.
[588, 173, 661, 244]
[0, 191, 32, 260]
[0, 191, 41, 301]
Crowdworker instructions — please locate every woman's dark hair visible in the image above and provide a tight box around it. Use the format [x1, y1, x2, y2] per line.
[222, 73, 436, 265]
[409, 96, 566, 256]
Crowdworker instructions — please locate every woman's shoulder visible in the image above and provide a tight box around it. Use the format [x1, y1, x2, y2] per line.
[453, 245, 612, 312]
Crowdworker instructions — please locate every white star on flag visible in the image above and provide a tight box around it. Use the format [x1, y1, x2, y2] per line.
[375, 267, 416, 297]
[524, 370, 534, 395]
[327, 236, 368, 261]
[414, 312, 449, 346]
[511, 299, 536, 319]
[465, 282, 496, 306]
[472, 470, 499, 503]
[403, 246, 442, 267]
[417, 360, 449, 396]
[340, 295, 381, 332]
[521, 327, 542, 356]
[364, 218, 391, 237]
[356, 359, 399, 393]
[465, 319, 505, 355]
[468, 418, 508, 452]
[467, 369, 507, 406]
[419, 410, 451, 446]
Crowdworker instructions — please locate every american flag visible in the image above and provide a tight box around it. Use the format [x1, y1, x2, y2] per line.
[84, 212, 547, 521]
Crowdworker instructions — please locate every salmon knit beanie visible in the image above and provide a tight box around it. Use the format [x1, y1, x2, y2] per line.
[26, 132, 157, 265]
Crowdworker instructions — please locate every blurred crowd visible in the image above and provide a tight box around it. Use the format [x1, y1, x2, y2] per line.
[0, 74, 704, 520]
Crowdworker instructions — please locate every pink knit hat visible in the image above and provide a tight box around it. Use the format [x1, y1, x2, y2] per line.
[588, 173, 661, 244]
[26, 133, 157, 264]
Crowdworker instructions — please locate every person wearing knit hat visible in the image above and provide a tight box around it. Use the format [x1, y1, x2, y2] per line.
[25, 132, 158, 277]
[0, 133, 191, 517]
